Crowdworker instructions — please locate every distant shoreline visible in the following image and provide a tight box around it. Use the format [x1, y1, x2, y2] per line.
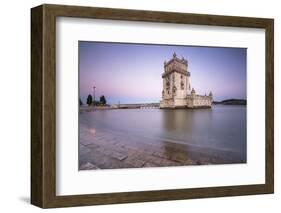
[80, 99, 246, 112]
[213, 99, 247, 105]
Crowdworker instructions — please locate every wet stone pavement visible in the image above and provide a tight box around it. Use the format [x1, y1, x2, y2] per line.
[79, 123, 245, 170]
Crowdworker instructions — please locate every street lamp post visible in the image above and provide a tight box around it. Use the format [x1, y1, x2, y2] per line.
[93, 86, 96, 105]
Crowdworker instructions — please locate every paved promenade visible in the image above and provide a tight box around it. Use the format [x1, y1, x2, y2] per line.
[79, 123, 244, 170]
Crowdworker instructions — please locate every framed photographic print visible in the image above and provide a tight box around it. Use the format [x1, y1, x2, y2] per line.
[31, 4, 274, 208]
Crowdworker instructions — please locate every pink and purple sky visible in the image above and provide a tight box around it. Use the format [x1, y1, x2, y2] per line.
[79, 41, 246, 104]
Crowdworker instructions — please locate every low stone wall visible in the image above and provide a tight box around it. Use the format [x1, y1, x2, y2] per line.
[160, 95, 212, 109]
[160, 99, 175, 108]
[188, 95, 212, 108]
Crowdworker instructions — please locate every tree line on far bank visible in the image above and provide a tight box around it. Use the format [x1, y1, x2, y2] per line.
[79, 95, 107, 106]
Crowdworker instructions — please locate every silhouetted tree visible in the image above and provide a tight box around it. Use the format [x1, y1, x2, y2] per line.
[100, 95, 106, 105]
[86, 94, 93, 106]
[79, 98, 83, 106]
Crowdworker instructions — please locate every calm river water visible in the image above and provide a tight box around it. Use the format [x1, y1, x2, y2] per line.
[80, 105, 246, 161]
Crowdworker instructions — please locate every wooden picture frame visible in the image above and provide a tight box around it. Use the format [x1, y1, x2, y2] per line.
[31, 4, 274, 208]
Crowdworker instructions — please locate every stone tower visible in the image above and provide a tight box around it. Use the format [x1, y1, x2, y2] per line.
[161, 53, 191, 107]
[160, 53, 212, 109]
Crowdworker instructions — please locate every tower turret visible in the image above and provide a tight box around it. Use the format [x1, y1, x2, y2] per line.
[191, 88, 196, 96]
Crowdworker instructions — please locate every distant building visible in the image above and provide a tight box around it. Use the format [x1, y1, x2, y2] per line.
[160, 53, 213, 109]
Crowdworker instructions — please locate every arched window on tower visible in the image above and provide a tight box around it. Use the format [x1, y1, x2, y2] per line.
[181, 81, 184, 90]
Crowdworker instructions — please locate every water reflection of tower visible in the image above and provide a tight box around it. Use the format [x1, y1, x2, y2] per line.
[160, 109, 213, 162]
[161, 110, 195, 143]
[160, 110, 195, 160]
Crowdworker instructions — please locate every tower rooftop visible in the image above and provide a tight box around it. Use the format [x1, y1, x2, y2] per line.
[164, 52, 188, 67]
[162, 53, 189, 78]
